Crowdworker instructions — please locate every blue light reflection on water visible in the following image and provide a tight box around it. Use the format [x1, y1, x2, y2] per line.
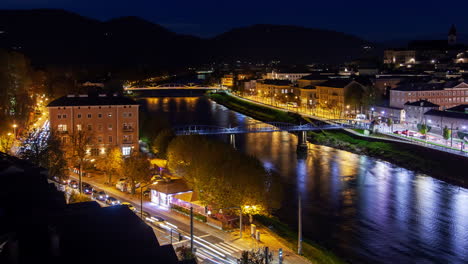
[141, 97, 468, 264]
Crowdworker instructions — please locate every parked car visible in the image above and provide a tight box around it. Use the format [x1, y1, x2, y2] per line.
[143, 189, 150, 197]
[105, 197, 120, 206]
[69, 180, 78, 189]
[92, 190, 108, 201]
[121, 202, 136, 212]
[82, 183, 93, 194]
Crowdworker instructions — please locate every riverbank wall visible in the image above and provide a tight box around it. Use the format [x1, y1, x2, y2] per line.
[208, 92, 467, 187]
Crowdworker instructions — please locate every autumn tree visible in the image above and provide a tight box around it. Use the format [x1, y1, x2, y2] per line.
[238, 248, 273, 264]
[66, 130, 93, 193]
[151, 128, 175, 159]
[0, 133, 15, 154]
[443, 126, 451, 144]
[122, 151, 151, 194]
[167, 135, 282, 216]
[95, 146, 123, 184]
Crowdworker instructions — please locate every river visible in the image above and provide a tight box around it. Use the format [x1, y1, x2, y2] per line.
[140, 96, 468, 264]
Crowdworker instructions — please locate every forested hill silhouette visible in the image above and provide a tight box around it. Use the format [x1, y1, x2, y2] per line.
[0, 9, 377, 68]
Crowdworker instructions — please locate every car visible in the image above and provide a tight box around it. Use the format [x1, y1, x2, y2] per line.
[105, 197, 120, 206]
[121, 202, 136, 212]
[141, 211, 151, 219]
[69, 180, 79, 189]
[92, 190, 108, 201]
[143, 189, 150, 197]
[82, 183, 93, 194]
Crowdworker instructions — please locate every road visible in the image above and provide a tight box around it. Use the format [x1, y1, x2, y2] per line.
[62, 178, 243, 264]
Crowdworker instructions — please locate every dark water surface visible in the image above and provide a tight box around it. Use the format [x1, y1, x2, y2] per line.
[141, 97, 468, 264]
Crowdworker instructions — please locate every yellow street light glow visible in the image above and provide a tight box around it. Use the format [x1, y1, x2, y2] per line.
[13, 124, 17, 128]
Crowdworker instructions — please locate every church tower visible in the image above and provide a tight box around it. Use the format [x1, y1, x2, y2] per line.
[448, 24, 457, 45]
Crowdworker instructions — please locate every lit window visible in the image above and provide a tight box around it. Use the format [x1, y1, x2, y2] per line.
[77, 124, 82, 131]
[108, 113, 112, 117]
[58, 124, 67, 132]
[122, 147, 131, 156]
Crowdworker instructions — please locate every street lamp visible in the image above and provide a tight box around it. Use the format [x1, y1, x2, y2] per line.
[13, 124, 17, 138]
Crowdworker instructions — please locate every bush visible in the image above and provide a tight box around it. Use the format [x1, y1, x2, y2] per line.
[171, 204, 207, 222]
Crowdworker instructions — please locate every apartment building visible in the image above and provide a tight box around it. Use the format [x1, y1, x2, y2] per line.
[47, 93, 139, 156]
[316, 79, 367, 114]
[389, 81, 468, 109]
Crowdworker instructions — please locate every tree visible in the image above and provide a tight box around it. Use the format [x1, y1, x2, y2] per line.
[68, 192, 92, 204]
[96, 147, 123, 185]
[46, 133, 68, 182]
[122, 152, 151, 194]
[175, 245, 195, 262]
[167, 135, 282, 216]
[0, 133, 15, 154]
[66, 130, 93, 193]
[151, 129, 175, 159]
[443, 126, 451, 144]
[238, 248, 273, 264]
[417, 123, 431, 139]
[386, 118, 394, 132]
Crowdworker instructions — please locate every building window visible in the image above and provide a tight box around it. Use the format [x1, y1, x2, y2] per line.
[77, 124, 82, 131]
[91, 148, 99, 156]
[122, 146, 132, 156]
[98, 124, 103, 131]
[108, 113, 112, 117]
[128, 113, 132, 117]
[108, 136, 113, 143]
[98, 136, 103, 143]
[87, 114, 92, 118]
[87, 124, 92, 131]
[62, 136, 67, 144]
[58, 124, 67, 132]
[123, 112, 127, 118]
[108, 124, 112, 130]
[62, 114, 67, 118]
[77, 114, 82, 118]
[98, 113, 102, 118]
[58, 115, 62, 119]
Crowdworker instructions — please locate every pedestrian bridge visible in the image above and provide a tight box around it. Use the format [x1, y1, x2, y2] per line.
[173, 120, 369, 136]
[125, 83, 223, 91]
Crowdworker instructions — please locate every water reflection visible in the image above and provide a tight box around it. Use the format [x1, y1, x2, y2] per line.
[141, 97, 468, 264]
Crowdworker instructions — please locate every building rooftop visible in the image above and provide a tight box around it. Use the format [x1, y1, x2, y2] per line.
[298, 74, 331, 81]
[317, 79, 354, 88]
[300, 85, 316, 90]
[150, 178, 192, 195]
[47, 94, 139, 107]
[261, 79, 292, 86]
[446, 104, 468, 113]
[404, 99, 439, 108]
[425, 109, 468, 120]
[393, 80, 463, 91]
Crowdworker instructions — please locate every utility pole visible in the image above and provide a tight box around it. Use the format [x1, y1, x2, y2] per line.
[451, 123, 454, 147]
[298, 194, 302, 255]
[190, 206, 194, 252]
[239, 210, 243, 238]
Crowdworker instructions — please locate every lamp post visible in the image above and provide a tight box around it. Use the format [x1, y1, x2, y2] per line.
[13, 124, 17, 138]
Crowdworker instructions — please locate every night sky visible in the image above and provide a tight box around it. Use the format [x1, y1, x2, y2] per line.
[1, 0, 468, 42]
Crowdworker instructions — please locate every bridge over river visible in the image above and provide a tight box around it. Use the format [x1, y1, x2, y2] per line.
[173, 120, 369, 151]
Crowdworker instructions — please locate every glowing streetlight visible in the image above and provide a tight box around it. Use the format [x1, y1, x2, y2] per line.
[12, 124, 17, 137]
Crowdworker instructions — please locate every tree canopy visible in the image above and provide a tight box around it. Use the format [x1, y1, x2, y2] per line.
[167, 135, 282, 215]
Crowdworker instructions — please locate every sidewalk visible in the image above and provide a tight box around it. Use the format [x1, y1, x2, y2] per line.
[70, 172, 310, 264]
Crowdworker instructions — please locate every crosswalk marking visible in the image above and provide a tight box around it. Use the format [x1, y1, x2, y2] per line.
[215, 243, 239, 254]
[218, 242, 243, 252]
